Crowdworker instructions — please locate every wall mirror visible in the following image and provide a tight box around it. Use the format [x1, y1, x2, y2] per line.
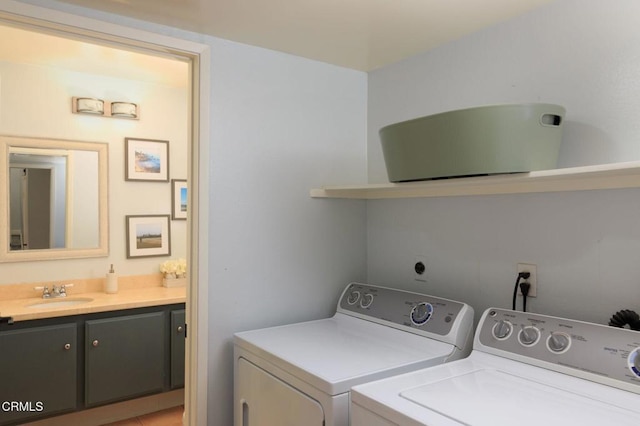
[0, 135, 108, 262]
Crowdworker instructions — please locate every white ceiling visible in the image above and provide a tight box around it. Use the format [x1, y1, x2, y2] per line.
[55, 0, 556, 71]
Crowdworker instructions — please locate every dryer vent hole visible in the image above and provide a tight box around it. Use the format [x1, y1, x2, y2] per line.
[414, 261, 426, 275]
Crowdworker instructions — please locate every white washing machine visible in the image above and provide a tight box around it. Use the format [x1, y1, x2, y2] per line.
[233, 282, 474, 426]
[351, 307, 640, 426]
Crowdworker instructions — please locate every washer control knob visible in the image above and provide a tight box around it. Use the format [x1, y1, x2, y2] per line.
[628, 348, 640, 377]
[518, 326, 540, 346]
[410, 302, 434, 326]
[547, 332, 571, 353]
[492, 320, 513, 340]
[346, 290, 360, 305]
[360, 293, 374, 309]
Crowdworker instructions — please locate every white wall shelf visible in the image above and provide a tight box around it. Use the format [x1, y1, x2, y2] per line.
[310, 161, 640, 199]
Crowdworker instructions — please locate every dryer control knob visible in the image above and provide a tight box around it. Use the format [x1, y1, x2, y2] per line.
[346, 290, 360, 305]
[518, 326, 540, 346]
[628, 348, 640, 377]
[547, 332, 571, 353]
[492, 320, 513, 340]
[410, 302, 433, 326]
[359, 293, 374, 309]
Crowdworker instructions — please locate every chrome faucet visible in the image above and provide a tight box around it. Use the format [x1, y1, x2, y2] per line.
[52, 285, 63, 297]
[35, 286, 51, 298]
[35, 284, 74, 299]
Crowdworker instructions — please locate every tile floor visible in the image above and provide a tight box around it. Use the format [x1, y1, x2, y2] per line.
[103, 405, 184, 426]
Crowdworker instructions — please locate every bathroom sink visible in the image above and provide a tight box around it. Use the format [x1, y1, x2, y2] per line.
[26, 297, 94, 309]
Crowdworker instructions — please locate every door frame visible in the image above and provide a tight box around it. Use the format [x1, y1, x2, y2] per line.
[0, 1, 210, 424]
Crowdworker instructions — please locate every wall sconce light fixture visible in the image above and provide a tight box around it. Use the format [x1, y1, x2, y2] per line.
[110, 102, 138, 118]
[74, 97, 104, 115]
[72, 97, 139, 120]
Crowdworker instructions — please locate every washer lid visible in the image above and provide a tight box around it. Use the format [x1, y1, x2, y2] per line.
[352, 352, 640, 426]
[400, 368, 640, 426]
[234, 313, 456, 395]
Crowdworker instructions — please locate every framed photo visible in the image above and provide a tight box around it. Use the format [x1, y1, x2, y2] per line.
[126, 214, 171, 258]
[125, 137, 169, 182]
[171, 179, 187, 220]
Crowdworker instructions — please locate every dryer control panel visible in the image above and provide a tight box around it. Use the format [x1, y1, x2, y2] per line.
[337, 283, 473, 349]
[476, 308, 640, 393]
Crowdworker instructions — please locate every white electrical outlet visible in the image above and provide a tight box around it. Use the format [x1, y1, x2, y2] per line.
[413, 256, 427, 282]
[517, 263, 537, 297]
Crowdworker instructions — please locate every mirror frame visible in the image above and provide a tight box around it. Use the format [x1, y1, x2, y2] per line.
[0, 135, 109, 262]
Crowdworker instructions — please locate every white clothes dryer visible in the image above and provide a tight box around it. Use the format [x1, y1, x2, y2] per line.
[351, 307, 640, 426]
[233, 282, 474, 426]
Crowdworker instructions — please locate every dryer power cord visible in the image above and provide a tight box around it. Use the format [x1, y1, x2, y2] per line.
[609, 309, 640, 331]
[512, 272, 531, 312]
[519, 282, 531, 312]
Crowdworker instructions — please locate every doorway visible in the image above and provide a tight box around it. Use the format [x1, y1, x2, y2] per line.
[0, 2, 209, 424]
[17, 167, 53, 249]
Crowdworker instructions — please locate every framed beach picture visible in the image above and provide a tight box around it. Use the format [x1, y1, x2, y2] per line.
[171, 179, 187, 220]
[125, 137, 170, 182]
[125, 214, 171, 258]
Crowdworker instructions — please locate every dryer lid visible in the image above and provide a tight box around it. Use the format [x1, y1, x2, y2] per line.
[235, 313, 456, 395]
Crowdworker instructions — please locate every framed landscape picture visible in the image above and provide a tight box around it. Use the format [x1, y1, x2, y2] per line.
[171, 179, 187, 220]
[126, 214, 171, 258]
[125, 137, 169, 182]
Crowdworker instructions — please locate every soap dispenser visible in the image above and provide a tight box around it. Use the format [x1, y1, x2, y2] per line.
[105, 264, 118, 294]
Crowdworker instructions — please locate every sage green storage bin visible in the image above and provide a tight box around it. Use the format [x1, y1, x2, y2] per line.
[380, 103, 565, 182]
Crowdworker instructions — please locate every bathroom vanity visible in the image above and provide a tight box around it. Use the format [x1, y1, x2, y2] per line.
[0, 278, 185, 425]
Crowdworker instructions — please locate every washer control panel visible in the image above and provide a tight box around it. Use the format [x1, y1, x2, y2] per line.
[338, 283, 468, 337]
[477, 308, 640, 391]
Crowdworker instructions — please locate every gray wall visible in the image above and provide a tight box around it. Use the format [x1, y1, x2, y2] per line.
[206, 36, 368, 425]
[366, 0, 640, 325]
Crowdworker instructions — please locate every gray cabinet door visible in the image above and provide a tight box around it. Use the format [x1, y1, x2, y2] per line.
[0, 323, 77, 425]
[170, 309, 185, 389]
[85, 311, 165, 407]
